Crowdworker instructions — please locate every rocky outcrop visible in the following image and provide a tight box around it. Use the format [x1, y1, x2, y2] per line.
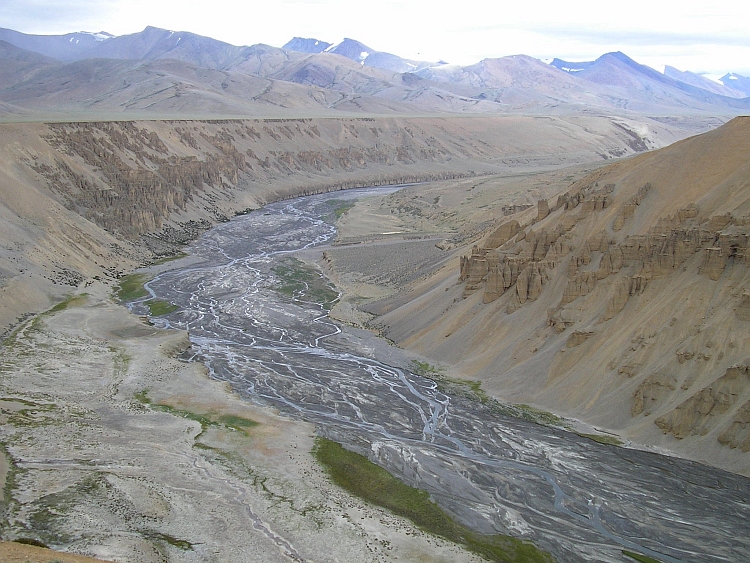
[718, 401, 750, 451]
[612, 182, 651, 231]
[655, 365, 750, 439]
[737, 292, 750, 321]
[485, 220, 520, 249]
[632, 371, 678, 417]
[536, 199, 550, 222]
[456, 154, 750, 462]
[27, 119, 491, 245]
[502, 204, 534, 216]
[566, 330, 594, 348]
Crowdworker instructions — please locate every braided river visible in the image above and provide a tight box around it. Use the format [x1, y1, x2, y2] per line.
[132, 188, 750, 563]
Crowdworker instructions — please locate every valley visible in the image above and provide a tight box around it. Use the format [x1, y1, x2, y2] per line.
[1, 22, 749, 563]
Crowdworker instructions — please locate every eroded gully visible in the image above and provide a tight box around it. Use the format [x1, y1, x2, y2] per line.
[130, 188, 750, 563]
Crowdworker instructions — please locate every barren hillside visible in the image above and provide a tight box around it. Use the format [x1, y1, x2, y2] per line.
[364, 117, 750, 475]
[0, 114, 693, 337]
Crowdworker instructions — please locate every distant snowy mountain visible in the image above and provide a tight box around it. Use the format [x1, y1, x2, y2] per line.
[664, 66, 746, 98]
[551, 54, 747, 101]
[0, 27, 113, 61]
[2, 25, 749, 117]
[548, 58, 594, 74]
[282, 37, 331, 53]
[720, 73, 750, 97]
[284, 36, 440, 73]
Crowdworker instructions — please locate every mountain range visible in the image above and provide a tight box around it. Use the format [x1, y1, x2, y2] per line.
[1, 25, 749, 121]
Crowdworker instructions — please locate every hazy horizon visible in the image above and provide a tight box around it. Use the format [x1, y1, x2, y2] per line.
[2, 0, 749, 77]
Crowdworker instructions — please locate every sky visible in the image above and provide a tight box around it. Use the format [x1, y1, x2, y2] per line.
[2, 0, 749, 77]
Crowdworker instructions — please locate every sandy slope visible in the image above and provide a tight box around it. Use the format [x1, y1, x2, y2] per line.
[325, 117, 750, 477]
[0, 114, 702, 340]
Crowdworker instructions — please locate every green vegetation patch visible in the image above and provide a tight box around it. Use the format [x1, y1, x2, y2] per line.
[271, 257, 339, 310]
[48, 294, 88, 314]
[12, 537, 49, 548]
[506, 404, 566, 428]
[144, 299, 179, 316]
[141, 530, 193, 551]
[151, 251, 188, 266]
[414, 365, 564, 427]
[2, 399, 58, 429]
[578, 433, 624, 446]
[135, 390, 257, 439]
[25, 473, 108, 546]
[115, 273, 150, 302]
[326, 198, 356, 220]
[313, 437, 554, 563]
[622, 550, 664, 563]
[410, 360, 443, 377]
[1, 442, 18, 530]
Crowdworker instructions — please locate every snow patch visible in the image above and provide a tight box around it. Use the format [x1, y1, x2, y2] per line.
[80, 31, 113, 41]
[700, 73, 724, 84]
[358, 51, 369, 62]
[729, 75, 739, 80]
[562, 67, 583, 72]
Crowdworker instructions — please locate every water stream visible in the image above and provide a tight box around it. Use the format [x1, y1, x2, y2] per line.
[131, 188, 750, 563]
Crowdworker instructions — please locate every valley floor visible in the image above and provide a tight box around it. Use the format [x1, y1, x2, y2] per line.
[0, 282, 482, 563]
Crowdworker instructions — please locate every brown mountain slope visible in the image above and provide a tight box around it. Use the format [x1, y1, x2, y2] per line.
[369, 116, 750, 475]
[0, 114, 691, 338]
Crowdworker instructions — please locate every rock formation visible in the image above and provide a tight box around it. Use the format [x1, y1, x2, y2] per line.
[655, 365, 750, 444]
[376, 117, 750, 474]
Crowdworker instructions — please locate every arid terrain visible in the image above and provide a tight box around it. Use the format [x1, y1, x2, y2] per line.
[2, 28, 750, 558]
[324, 117, 750, 477]
[0, 282, 486, 563]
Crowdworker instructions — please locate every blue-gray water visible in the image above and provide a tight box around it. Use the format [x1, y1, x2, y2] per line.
[132, 189, 750, 563]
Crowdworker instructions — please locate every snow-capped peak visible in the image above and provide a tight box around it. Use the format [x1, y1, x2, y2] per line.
[79, 31, 114, 41]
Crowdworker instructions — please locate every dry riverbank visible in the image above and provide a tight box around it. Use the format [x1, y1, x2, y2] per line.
[0, 282, 483, 563]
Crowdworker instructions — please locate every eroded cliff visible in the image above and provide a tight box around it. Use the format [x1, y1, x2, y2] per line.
[0, 114, 673, 335]
[374, 117, 750, 474]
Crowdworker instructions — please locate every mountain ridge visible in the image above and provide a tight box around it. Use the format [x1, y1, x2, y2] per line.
[1, 26, 748, 122]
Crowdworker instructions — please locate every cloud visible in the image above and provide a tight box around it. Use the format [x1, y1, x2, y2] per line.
[0, 0, 122, 34]
[529, 26, 750, 49]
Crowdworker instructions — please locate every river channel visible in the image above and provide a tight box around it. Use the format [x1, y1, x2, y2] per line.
[132, 188, 750, 563]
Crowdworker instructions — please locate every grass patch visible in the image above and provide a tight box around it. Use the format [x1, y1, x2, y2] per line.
[326, 199, 356, 220]
[271, 257, 339, 310]
[134, 390, 257, 439]
[141, 530, 193, 551]
[313, 437, 554, 563]
[3, 400, 58, 429]
[144, 299, 179, 316]
[622, 550, 664, 563]
[48, 294, 87, 314]
[114, 273, 150, 302]
[578, 433, 624, 446]
[216, 414, 259, 432]
[412, 368, 567, 429]
[151, 252, 188, 266]
[410, 360, 443, 377]
[1, 442, 18, 531]
[12, 537, 49, 548]
[508, 404, 566, 427]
